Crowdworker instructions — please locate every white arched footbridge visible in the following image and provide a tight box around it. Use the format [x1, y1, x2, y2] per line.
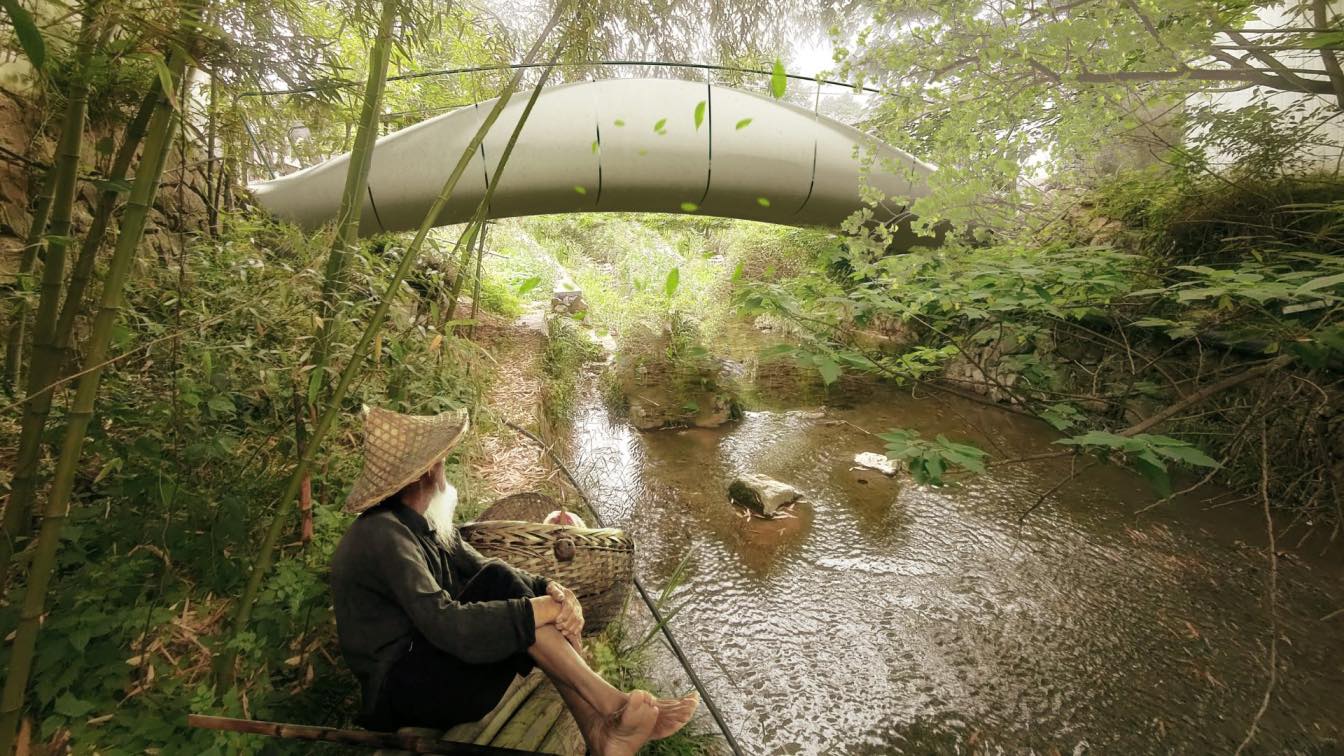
[251, 78, 935, 233]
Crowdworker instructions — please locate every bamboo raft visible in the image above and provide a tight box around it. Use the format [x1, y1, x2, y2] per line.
[191, 670, 581, 755]
[372, 670, 583, 756]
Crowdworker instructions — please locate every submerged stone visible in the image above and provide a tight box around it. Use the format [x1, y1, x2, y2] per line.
[853, 452, 898, 477]
[728, 474, 803, 518]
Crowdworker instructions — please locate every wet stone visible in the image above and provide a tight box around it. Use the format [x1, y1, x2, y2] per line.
[728, 474, 802, 518]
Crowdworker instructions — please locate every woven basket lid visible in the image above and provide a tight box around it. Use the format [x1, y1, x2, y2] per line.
[344, 406, 469, 513]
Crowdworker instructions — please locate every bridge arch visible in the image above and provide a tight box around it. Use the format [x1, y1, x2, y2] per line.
[251, 78, 935, 234]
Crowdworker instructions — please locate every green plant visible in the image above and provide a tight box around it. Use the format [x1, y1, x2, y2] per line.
[877, 429, 988, 486]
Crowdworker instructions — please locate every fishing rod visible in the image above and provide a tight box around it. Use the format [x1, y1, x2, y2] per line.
[503, 420, 749, 756]
[240, 59, 883, 98]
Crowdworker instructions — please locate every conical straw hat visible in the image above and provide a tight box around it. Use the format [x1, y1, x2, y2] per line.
[344, 406, 470, 513]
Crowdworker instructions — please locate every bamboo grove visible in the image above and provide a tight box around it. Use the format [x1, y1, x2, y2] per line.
[0, 0, 581, 747]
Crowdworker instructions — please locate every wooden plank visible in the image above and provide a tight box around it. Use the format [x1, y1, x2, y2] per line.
[509, 696, 567, 752]
[473, 671, 547, 745]
[537, 712, 584, 756]
[443, 672, 537, 744]
[488, 682, 557, 747]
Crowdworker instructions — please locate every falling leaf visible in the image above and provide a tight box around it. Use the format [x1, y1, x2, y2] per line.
[613, 118, 625, 127]
[517, 276, 542, 295]
[735, 118, 752, 130]
[680, 201, 698, 212]
[664, 267, 680, 297]
[770, 58, 787, 99]
[573, 185, 587, 195]
[756, 197, 771, 207]
[694, 100, 706, 130]
[428, 334, 443, 353]
[654, 117, 667, 134]
[591, 140, 599, 154]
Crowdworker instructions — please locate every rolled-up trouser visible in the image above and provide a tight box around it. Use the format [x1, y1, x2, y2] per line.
[369, 562, 538, 730]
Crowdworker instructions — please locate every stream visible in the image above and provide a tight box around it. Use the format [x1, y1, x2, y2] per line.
[563, 341, 1344, 754]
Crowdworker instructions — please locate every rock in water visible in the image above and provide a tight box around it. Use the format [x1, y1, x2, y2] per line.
[853, 452, 898, 477]
[728, 474, 802, 518]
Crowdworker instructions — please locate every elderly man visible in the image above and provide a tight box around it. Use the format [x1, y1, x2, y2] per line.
[330, 407, 697, 755]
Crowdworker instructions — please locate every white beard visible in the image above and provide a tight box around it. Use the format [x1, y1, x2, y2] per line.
[424, 481, 458, 535]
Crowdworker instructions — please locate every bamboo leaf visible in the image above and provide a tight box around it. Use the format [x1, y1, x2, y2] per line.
[517, 276, 542, 295]
[770, 58, 787, 98]
[679, 201, 698, 212]
[693, 100, 706, 130]
[735, 118, 752, 130]
[664, 267, 680, 297]
[0, 0, 44, 70]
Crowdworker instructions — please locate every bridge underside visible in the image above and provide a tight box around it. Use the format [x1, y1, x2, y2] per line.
[250, 78, 935, 235]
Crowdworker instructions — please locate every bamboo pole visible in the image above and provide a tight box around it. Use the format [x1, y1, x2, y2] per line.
[0, 85, 159, 588]
[186, 714, 531, 754]
[0, 7, 103, 585]
[2, 168, 55, 393]
[218, 2, 570, 684]
[0, 41, 187, 753]
[503, 421, 748, 756]
[309, 0, 399, 394]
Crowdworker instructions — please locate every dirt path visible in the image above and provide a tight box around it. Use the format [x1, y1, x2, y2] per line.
[467, 308, 561, 510]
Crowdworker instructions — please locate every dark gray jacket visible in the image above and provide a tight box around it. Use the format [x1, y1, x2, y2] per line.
[329, 501, 548, 718]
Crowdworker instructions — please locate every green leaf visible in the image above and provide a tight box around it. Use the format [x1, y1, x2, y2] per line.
[694, 100, 706, 130]
[1133, 455, 1171, 497]
[679, 201, 698, 212]
[816, 356, 841, 385]
[653, 117, 667, 134]
[770, 58, 787, 98]
[735, 118, 753, 130]
[731, 261, 745, 282]
[53, 693, 93, 718]
[613, 119, 625, 127]
[1056, 430, 1127, 449]
[1296, 272, 1344, 294]
[756, 197, 771, 207]
[517, 276, 542, 295]
[306, 369, 322, 406]
[154, 56, 178, 111]
[1, 0, 45, 70]
[92, 177, 132, 195]
[590, 140, 599, 154]
[664, 267, 680, 297]
[573, 185, 587, 195]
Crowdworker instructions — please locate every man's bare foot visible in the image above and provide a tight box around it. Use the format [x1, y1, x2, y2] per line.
[652, 691, 699, 739]
[592, 690, 657, 756]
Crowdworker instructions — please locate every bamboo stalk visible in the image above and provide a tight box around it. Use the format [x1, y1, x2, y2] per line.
[0, 84, 159, 587]
[0, 42, 186, 753]
[2, 168, 55, 393]
[0, 7, 102, 587]
[219, 2, 570, 684]
[310, 0, 399, 394]
[186, 714, 531, 753]
[444, 49, 565, 330]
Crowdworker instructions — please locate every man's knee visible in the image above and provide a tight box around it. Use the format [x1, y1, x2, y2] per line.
[473, 561, 534, 599]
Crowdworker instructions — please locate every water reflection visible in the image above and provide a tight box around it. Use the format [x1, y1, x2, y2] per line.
[566, 374, 1344, 754]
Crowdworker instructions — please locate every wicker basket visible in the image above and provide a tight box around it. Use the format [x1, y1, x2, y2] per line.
[461, 520, 633, 635]
[477, 491, 559, 523]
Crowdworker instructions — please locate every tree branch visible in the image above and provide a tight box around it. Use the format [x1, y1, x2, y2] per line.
[1312, 0, 1344, 109]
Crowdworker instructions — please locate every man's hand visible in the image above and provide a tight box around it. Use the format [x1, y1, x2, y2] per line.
[547, 582, 584, 649]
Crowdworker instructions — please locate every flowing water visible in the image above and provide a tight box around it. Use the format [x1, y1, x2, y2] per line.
[564, 350, 1344, 754]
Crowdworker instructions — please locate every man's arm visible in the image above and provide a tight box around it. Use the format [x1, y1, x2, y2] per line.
[450, 529, 551, 596]
[371, 521, 546, 663]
